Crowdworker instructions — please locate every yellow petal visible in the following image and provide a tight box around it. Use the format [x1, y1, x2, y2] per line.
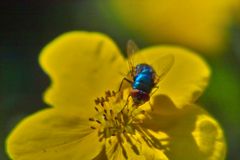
[136, 130, 169, 160]
[134, 46, 210, 108]
[6, 109, 104, 160]
[105, 135, 145, 160]
[143, 95, 226, 160]
[110, 0, 237, 54]
[39, 31, 127, 115]
[192, 115, 226, 160]
[105, 133, 168, 160]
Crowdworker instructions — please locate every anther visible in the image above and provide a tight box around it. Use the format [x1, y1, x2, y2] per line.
[90, 126, 96, 129]
[99, 136, 104, 142]
[105, 90, 111, 97]
[95, 107, 99, 112]
[121, 108, 125, 114]
[101, 97, 105, 102]
[103, 114, 108, 121]
[112, 90, 116, 96]
[89, 118, 95, 121]
[104, 109, 107, 114]
[96, 120, 101, 124]
[105, 96, 109, 102]
[95, 98, 100, 105]
[141, 110, 146, 114]
[110, 109, 114, 116]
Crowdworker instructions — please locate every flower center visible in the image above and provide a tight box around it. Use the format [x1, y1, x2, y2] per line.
[89, 90, 146, 138]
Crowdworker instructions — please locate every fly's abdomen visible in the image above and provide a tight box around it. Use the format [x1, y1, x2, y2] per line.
[133, 73, 154, 93]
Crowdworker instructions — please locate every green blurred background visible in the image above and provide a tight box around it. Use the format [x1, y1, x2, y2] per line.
[0, 1, 239, 160]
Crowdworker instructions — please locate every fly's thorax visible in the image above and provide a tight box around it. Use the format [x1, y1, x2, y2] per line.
[133, 73, 154, 93]
[88, 90, 147, 139]
[132, 64, 156, 95]
[135, 63, 156, 76]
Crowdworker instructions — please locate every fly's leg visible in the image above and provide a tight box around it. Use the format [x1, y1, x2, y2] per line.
[118, 77, 133, 92]
[149, 86, 159, 111]
[150, 86, 159, 97]
[150, 74, 160, 97]
[118, 78, 133, 112]
[148, 101, 154, 111]
[121, 94, 131, 113]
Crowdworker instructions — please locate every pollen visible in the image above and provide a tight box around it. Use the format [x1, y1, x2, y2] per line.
[88, 90, 146, 138]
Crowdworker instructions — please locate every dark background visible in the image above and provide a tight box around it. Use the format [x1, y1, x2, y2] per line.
[0, 1, 240, 160]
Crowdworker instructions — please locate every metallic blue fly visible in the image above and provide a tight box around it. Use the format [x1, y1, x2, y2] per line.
[119, 40, 174, 107]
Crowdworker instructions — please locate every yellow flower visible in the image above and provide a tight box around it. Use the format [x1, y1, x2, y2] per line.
[109, 0, 237, 54]
[6, 31, 226, 160]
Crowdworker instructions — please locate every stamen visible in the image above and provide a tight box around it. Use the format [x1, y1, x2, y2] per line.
[89, 118, 95, 121]
[105, 97, 109, 102]
[112, 90, 116, 96]
[90, 90, 146, 138]
[94, 98, 100, 105]
[103, 114, 108, 121]
[90, 126, 96, 129]
[94, 107, 99, 112]
[110, 109, 114, 116]
[105, 90, 111, 97]
[96, 120, 101, 124]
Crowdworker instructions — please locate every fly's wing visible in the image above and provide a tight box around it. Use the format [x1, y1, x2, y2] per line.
[152, 54, 174, 84]
[126, 40, 139, 77]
